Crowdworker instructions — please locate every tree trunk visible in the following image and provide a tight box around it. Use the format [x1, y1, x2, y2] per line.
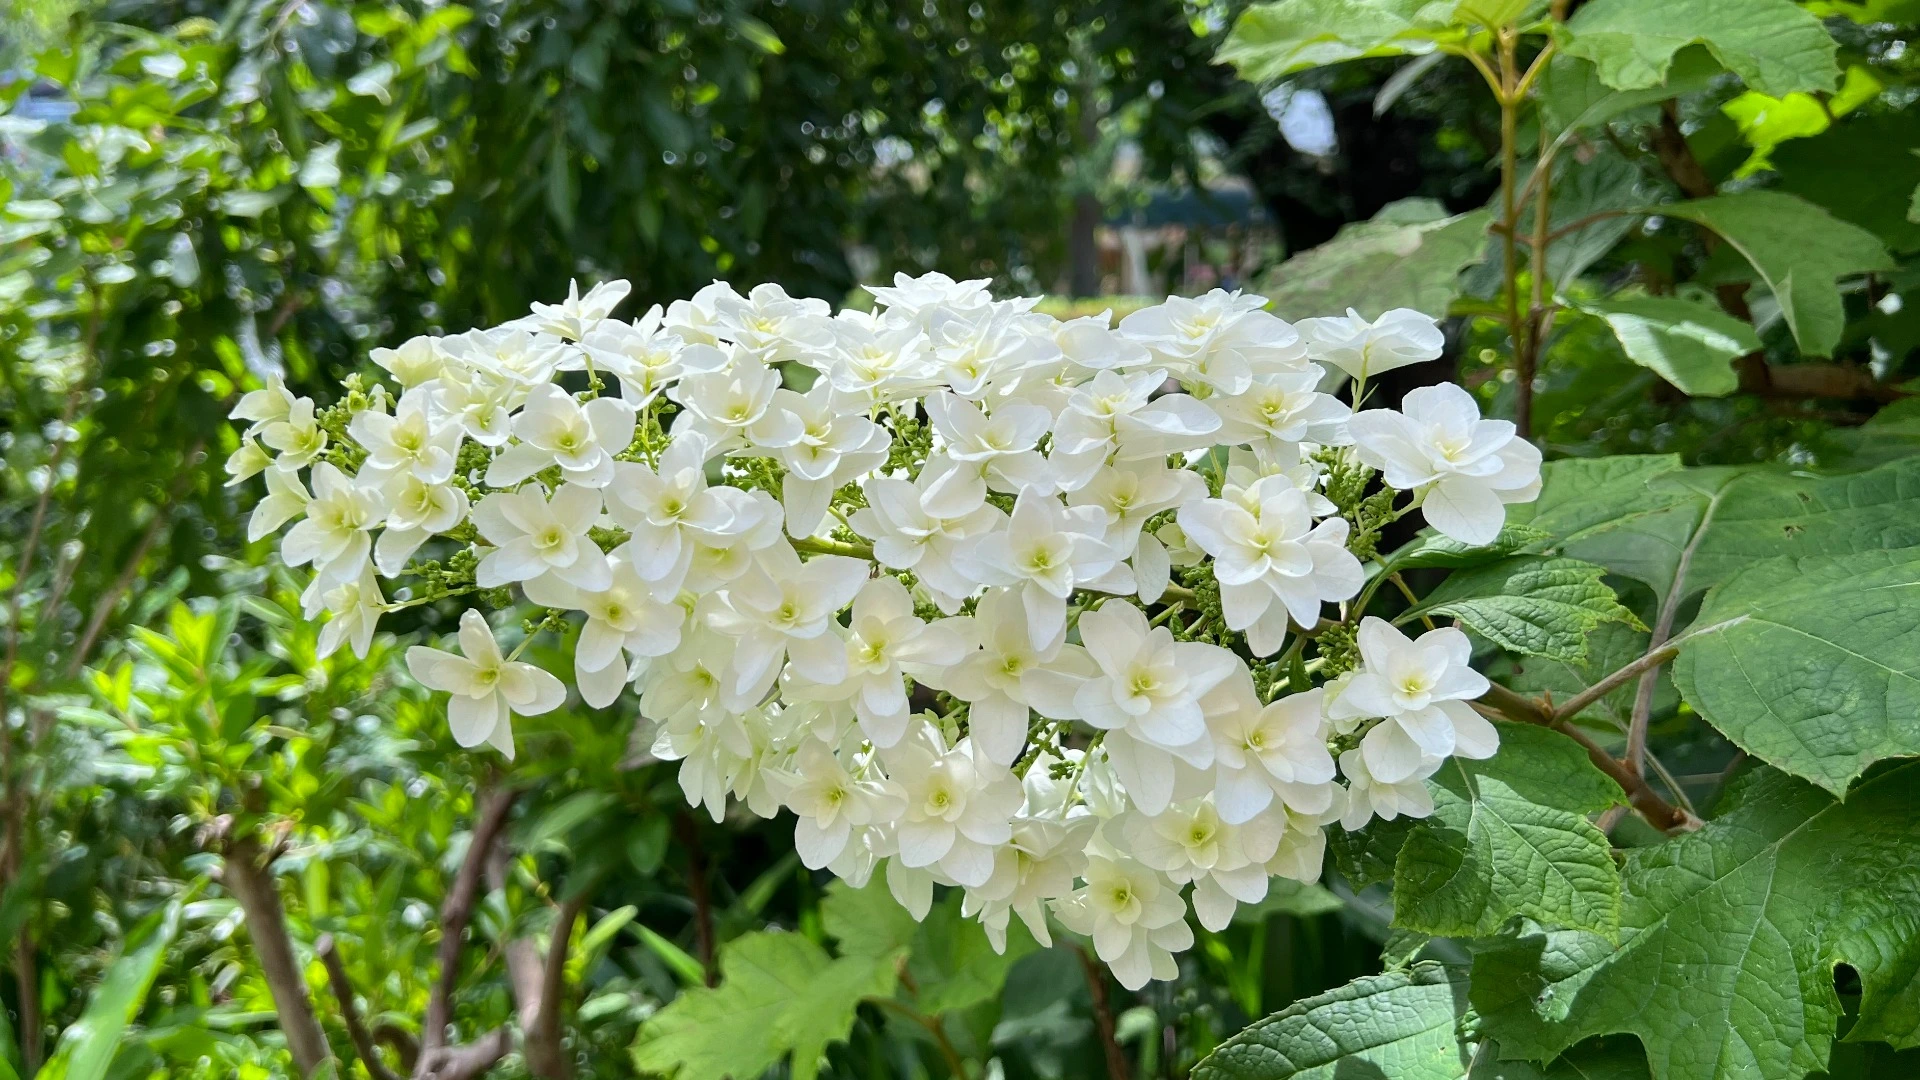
[223, 834, 333, 1077]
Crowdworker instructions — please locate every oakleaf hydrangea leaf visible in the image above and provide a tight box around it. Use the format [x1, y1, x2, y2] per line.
[1193, 962, 1475, 1079]
[1395, 722, 1626, 938]
[1471, 763, 1920, 1080]
[1674, 548, 1920, 795]
[1406, 556, 1641, 663]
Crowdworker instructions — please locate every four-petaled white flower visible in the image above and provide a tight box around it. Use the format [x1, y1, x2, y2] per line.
[281, 463, 383, 585]
[957, 491, 1123, 647]
[525, 555, 686, 707]
[1347, 382, 1542, 545]
[350, 389, 462, 483]
[702, 544, 869, 702]
[406, 609, 567, 759]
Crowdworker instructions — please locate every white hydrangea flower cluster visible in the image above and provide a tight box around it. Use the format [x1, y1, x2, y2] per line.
[228, 273, 1542, 990]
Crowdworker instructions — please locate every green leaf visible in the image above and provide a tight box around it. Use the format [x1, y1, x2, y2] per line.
[37, 901, 182, 1080]
[1469, 1038, 1652, 1079]
[1673, 548, 1920, 795]
[820, 878, 922, 962]
[1193, 962, 1474, 1079]
[1406, 557, 1641, 663]
[1576, 295, 1759, 397]
[1394, 723, 1626, 938]
[822, 878, 1037, 1015]
[1773, 113, 1920, 256]
[1473, 763, 1920, 1080]
[1507, 621, 1674, 729]
[1513, 455, 1920, 608]
[1536, 49, 1722, 140]
[1655, 191, 1894, 357]
[1563, 0, 1838, 97]
[1260, 200, 1492, 321]
[1383, 523, 1551, 573]
[630, 930, 898, 1080]
[1216, 0, 1448, 83]
[1721, 66, 1881, 177]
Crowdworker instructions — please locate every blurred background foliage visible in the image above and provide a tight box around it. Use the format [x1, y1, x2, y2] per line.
[0, 0, 1914, 1077]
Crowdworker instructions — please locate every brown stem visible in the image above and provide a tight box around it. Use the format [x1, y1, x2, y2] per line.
[317, 934, 402, 1080]
[412, 1027, 511, 1080]
[1477, 683, 1699, 832]
[1652, 101, 1715, 200]
[15, 929, 40, 1075]
[1075, 945, 1131, 1080]
[1549, 644, 1681, 724]
[525, 892, 589, 1080]
[425, 786, 518, 1050]
[221, 833, 334, 1076]
[866, 995, 970, 1078]
[1495, 32, 1529, 438]
[673, 813, 716, 987]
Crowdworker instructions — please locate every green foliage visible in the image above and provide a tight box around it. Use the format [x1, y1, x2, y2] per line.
[34, 902, 181, 1080]
[1192, 962, 1474, 1080]
[1562, 0, 1838, 96]
[631, 931, 899, 1080]
[1673, 549, 1920, 795]
[1656, 192, 1895, 356]
[1404, 556, 1641, 663]
[1472, 763, 1920, 1080]
[1574, 295, 1756, 397]
[1393, 723, 1625, 939]
[1260, 200, 1494, 321]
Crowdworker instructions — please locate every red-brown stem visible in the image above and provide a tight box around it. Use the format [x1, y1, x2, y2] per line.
[1076, 945, 1132, 1080]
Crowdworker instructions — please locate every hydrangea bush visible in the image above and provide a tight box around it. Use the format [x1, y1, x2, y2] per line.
[228, 274, 1541, 990]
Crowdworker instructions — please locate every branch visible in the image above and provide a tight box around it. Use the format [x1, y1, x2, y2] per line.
[317, 934, 402, 1080]
[412, 1027, 512, 1080]
[14, 930, 40, 1075]
[1476, 683, 1699, 832]
[425, 785, 519, 1050]
[526, 891, 590, 1079]
[219, 833, 334, 1076]
[1075, 945, 1132, 1080]
[674, 813, 717, 987]
[1629, 495, 1721, 777]
[1548, 643, 1680, 724]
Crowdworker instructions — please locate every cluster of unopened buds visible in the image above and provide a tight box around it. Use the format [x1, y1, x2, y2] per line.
[228, 273, 1541, 989]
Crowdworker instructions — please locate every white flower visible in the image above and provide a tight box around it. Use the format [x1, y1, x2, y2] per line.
[580, 309, 728, 407]
[668, 356, 793, 451]
[1051, 368, 1221, 486]
[1050, 853, 1192, 991]
[525, 554, 687, 707]
[281, 463, 384, 585]
[315, 562, 384, 660]
[849, 470, 1004, 613]
[1212, 369, 1351, 450]
[1176, 475, 1364, 656]
[370, 335, 446, 387]
[350, 388, 462, 483]
[406, 609, 567, 759]
[1024, 601, 1237, 815]
[374, 472, 470, 576]
[248, 464, 310, 541]
[917, 588, 1062, 766]
[792, 577, 973, 747]
[756, 383, 891, 536]
[882, 725, 1023, 888]
[232, 374, 297, 434]
[920, 392, 1055, 515]
[1119, 796, 1281, 931]
[702, 543, 869, 702]
[711, 282, 833, 363]
[260, 396, 328, 468]
[1297, 307, 1444, 383]
[819, 312, 940, 404]
[1347, 382, 1542, 545]
[516, 277, 632, 341]
[1118, 289, 1308, 395]
[956, 491, 1123, 647]
[771, 741, 906, 869]
[1338, 747, 1436, 830]
[225, 438, 272, 486]
[1064, 461, 1207, 559]
[471, 483, 610, 591]
[1205, 677, 1339, 825]
[1326, 617, 1498, 783]
[485, 383, 636, 489]
[604, 433, 758, 596]
[866, 271, 994, 328]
